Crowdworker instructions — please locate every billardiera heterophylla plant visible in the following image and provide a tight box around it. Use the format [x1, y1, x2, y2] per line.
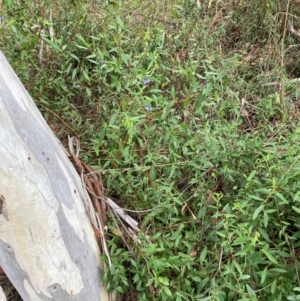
[2, 0, 300, 300]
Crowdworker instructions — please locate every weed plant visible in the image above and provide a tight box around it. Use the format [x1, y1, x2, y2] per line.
[2, 0, 300, 300]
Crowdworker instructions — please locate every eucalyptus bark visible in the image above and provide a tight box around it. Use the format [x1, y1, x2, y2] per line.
[0, 51, 110, 301]
[0, 286, 6, 301]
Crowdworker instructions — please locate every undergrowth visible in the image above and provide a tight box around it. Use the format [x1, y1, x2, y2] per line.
[2, 0, 300, 300]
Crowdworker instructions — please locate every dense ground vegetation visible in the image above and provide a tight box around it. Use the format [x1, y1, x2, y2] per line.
[2, 0, 300, 300]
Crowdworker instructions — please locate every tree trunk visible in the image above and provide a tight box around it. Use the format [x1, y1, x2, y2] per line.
[0, 51, 111, 301]
[0, 286, 6, 301]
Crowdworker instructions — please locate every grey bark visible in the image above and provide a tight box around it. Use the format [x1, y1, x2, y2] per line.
[0, 286, 6, 301]
[0, 51, 111, 301]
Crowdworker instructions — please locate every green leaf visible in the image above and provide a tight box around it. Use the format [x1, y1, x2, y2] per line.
[262, 249, 278, 265]
[86, 87, 91, 97]
[86, 54, 97, 59]
[199, 278, 210, 290]
[83, 70, 90, 82]
[159, 277, 169, 286]
[200, 247, 207, 263]
[175, 234, 182, 248]
[176, 295, 182, 301]
[233, 260, 242, 275]
[121, 98, 127, 111]
[271, 279, 277, 294]
[269, 268, 286, 273]
[247, 170, 256, 182]
[232, 236, 251, 245]
[192, 276, 201, 282]
[162, 286, 172, 297]
[183, 98, 191, 108]
[152, 232, 161, 240]
[70, 53, 79, 61]
[253, 204, 264, 220]
[216, 231, 226, 238]
[263, 211, 269, 228]
[249, 195, 264, 201]
[120, 53, 129, 65]
[246, 284, 256, 296]
[196, 297, 213, 301]
[75, 44, 88, 50]
[261, 267, 267, 284]
[198, 206, 206, 219]
[149, 166, 157, 181]
[4, 0, 14, 6]
[258, 227, 270, 242]
[72, 68, 77, 80]
[293, 191, 300, 202]
[292, 206, 300, 214]
[109, 113, 117, 125]
[239, 275, 250, 280]
[76, 33, 90, 47]
[116, 16, 124, 28]
[275, 191, 288, 204]
[44, 38, 62, 52]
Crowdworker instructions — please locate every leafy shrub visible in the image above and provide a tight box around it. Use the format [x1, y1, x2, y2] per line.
[2, 0, 300, 300]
